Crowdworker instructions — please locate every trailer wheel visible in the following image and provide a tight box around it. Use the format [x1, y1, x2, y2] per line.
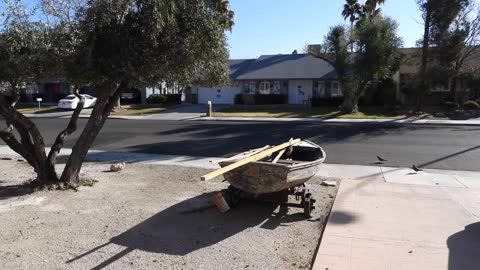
[303, 193, 315, 218]
[226, 186, 242, 208]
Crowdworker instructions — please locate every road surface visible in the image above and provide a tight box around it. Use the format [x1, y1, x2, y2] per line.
[3, 119, 480, 171]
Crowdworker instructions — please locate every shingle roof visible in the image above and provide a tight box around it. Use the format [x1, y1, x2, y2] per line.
[230, 54, 337, 80]
[228, 59, 255, 80]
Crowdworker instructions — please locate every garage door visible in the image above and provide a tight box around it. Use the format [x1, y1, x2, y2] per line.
[198, 87, 241, 104]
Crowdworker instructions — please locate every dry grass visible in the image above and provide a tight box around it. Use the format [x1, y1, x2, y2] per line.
[112, 107, 169, 116]
[16, 105, 60, 114]
[213, 106, 403, 119]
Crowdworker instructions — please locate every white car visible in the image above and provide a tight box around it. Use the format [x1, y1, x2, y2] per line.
[58, 94, 97, 109]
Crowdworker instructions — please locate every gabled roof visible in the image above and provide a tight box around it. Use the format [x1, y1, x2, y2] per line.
[230, 54, 337, 80]
[228, 59, 255, 80]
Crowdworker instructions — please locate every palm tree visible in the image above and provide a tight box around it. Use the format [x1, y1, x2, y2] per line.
[363, 0, 386, 19]
[342, 0, 361, 52]
[342, 0, 362, 26]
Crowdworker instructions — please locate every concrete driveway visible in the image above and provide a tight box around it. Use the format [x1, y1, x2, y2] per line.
[145, 104, 230, 120]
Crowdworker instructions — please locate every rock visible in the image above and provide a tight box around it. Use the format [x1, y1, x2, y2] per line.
[110, 162, 126, 172]
[322, 180, 337, 187]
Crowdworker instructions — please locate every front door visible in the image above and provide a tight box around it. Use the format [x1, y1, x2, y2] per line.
[288, 80, 313, 104]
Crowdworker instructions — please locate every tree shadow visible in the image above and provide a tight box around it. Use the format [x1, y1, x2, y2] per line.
[66, 192, 305, 270]
[328, 211, 357, 224]
[129, 122, 416, 158]
[0, 183, 34, 200]
[447, 222, 480, 270]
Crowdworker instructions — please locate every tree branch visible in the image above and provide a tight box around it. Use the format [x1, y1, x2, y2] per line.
[0, 94, 35, 165]
[48, 90, 85, 164]
[102, 81, 128, 116]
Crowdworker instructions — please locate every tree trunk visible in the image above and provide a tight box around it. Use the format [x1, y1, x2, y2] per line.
[342, 94, 359, 113]
[0, 93, 59, 186]
[418, 3, 431, 111]
[34, 160, 59, 186]
[350, 21, 355, 53]
[60, 82, 127, 185]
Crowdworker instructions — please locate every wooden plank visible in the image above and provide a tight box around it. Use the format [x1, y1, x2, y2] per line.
[272, 149, 286, 163]
[212, 145, 270, 163]
[201, 138, 301, 181]
[272, 138, 293, 163]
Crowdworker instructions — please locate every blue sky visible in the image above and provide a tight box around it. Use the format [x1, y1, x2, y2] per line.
[226, 0, 426, 59]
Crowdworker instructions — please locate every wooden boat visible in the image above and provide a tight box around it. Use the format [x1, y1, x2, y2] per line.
[218, 140, 326, 194]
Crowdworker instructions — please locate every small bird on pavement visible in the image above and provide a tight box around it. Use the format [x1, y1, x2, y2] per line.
[377, 155, 388, 162]
[412, 165, 423, 172]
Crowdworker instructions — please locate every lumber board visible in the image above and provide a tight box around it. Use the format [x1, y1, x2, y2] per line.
[201, 138, 301, 181]
[213, 145, 270, 163]
[272, 138, 293, 163]
[272, 149, 286, 163]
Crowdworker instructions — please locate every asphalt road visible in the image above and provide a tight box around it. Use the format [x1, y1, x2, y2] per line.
[2, 118, 480, 171]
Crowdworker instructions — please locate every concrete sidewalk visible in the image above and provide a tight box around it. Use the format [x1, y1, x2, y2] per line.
[199, 116, 480, 126]
[313, 165, 480, 270]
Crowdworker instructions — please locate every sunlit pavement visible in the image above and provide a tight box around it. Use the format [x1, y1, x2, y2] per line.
[313, 166, 480, 270]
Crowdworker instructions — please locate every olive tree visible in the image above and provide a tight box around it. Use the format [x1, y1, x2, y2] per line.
[319, 17, 402, 113]
[0, 0, 234, 188]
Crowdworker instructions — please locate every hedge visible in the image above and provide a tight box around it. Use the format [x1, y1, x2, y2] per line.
[253, 94, 287, 105]
[147, 94, 182, 104]
[463, 100, 480, 110]
[311, 97, 343, 107]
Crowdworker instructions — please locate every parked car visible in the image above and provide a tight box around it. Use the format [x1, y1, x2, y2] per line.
[58, 94, 97, 109]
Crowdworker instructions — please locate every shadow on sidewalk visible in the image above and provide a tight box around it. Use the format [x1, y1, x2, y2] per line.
[448, 222, 480, 270]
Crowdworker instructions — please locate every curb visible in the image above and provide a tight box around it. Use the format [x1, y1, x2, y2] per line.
[193, 116, 480, 126]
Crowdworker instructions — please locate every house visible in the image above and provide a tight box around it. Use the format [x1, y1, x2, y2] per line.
[195, 53, 342, 105]
[394, 47, 480, 105]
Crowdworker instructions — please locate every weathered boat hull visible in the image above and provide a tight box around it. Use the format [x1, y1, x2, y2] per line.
[219, 141, 325, 194]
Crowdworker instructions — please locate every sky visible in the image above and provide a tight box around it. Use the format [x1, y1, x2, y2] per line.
[226, 0, 427, 59]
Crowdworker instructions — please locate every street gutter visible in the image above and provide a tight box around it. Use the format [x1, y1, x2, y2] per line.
[194, 116, 480, 126]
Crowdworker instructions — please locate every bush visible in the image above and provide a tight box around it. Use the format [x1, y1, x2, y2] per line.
[254, 94, 287, 105]
[165, 94, 182, 104]
[311, 96, 343, 107]
[441, 101, 459, 110]
[147, 94, 168, 104]
[234, 94, 244, 105]
[463, 100, 480, 110]
[147, 94, 182, 104]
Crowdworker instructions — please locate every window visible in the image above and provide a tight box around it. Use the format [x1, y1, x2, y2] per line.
[273, 81, 281, 94]
[259, 81, 271, 95]
[248, 81, 256, 94]
[331, 81, 343, 97]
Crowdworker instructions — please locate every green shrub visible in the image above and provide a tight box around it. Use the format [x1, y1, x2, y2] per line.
[165, 94, 182, 104]
[463, 100, 480, 110]
[234, 94, 244, 105]
[311, 97, 343, 107]
[254, 94, 287, 105]
[147, 94, 168, 104]
[441, 101, 459, 110]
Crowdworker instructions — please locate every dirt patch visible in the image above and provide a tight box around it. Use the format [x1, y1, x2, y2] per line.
[0, 158, 338, 270]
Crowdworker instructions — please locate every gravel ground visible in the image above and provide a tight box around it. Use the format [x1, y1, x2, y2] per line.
[0, 158, 338, 270]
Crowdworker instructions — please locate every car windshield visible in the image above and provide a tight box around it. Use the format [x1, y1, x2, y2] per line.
[63, 95, 77, 100]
